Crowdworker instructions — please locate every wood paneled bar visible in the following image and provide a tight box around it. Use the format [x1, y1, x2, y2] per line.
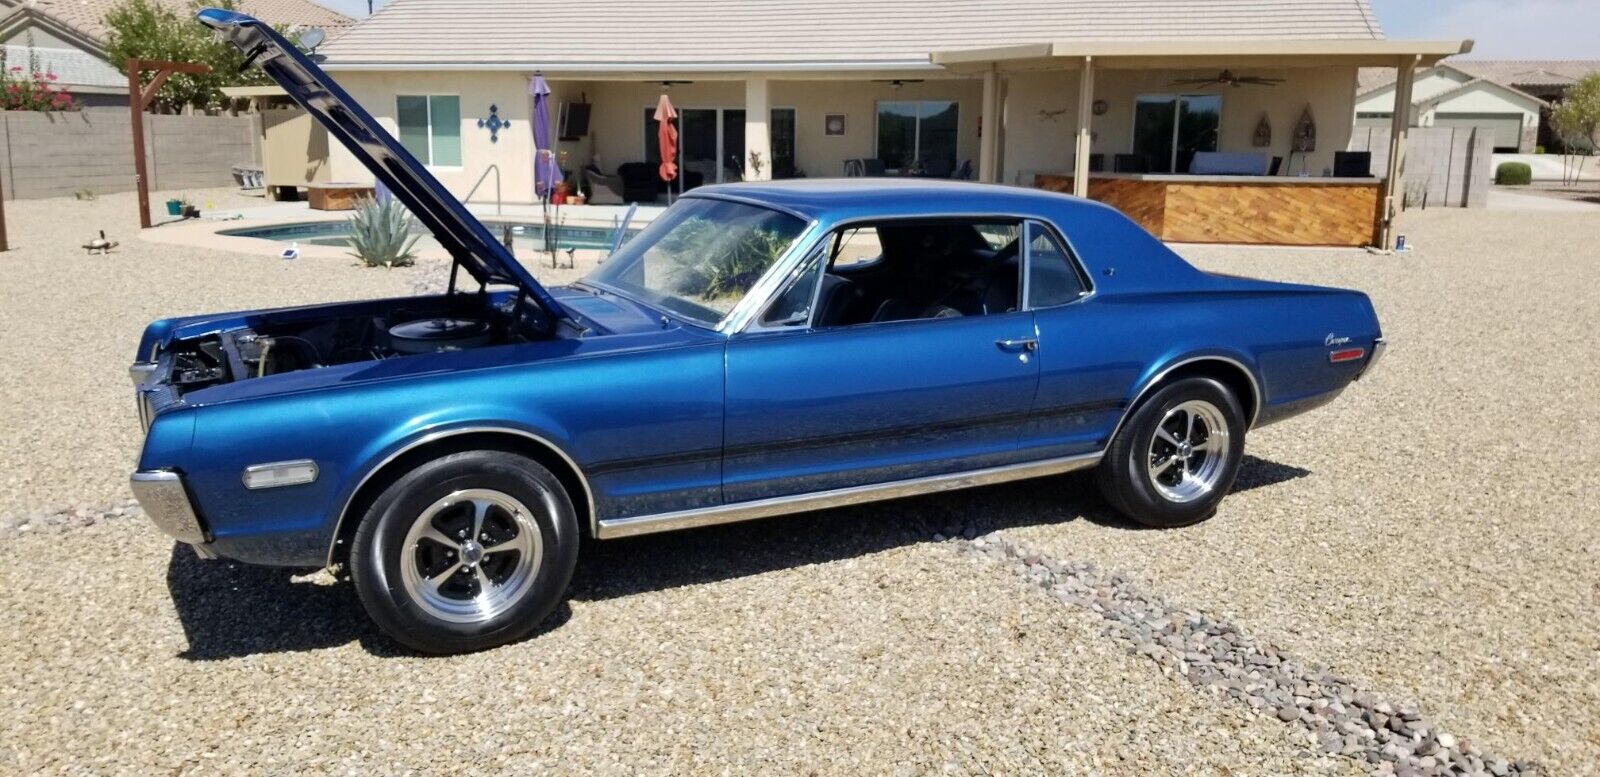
[1034, 173, 1382, 247]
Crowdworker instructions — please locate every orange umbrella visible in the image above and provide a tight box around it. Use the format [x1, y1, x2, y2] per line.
[654, 93, 678, 185]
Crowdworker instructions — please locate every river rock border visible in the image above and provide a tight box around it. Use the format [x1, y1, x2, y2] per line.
[957, 532, 1539, 777]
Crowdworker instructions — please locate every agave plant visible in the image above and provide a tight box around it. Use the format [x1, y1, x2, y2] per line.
[348, 196, 421, 268]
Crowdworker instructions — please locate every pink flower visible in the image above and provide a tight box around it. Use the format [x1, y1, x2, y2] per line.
[45, 72, 56, 81]
[8, 66, 20, 73]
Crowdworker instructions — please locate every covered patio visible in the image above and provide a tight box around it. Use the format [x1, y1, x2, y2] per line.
[937, 39, 1471, 247]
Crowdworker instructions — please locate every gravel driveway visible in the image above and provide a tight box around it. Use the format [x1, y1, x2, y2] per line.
[0, 191, 1594, 773]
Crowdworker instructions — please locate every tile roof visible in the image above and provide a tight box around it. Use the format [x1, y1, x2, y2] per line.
[322, 0, 1388, 68]
[1, 42, 122, 87]
[1416, 77, 1547, 109]
[1360, 60, 1600, 95]
[10, 0, 352, 42]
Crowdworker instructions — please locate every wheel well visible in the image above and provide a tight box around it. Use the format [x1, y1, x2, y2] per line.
[1137, 359, 1260, 426]
[329, 430, 593, 567]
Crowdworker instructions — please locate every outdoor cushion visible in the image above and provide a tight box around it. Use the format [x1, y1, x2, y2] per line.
[1189, 152, 1270, 176]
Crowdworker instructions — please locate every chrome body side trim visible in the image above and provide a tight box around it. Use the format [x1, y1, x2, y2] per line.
[129, 470, 208, 544]
[325, 426, 596, 567]
[1101, 355, 1264, 450]
[1356, 337, 1387, 380]
[596, 451, 1103, 540]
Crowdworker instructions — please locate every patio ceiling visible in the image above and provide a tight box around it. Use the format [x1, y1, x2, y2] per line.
[933, 39, 1475, 72]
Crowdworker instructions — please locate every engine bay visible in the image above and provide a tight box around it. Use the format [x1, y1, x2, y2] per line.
[163, 296, 541, 392]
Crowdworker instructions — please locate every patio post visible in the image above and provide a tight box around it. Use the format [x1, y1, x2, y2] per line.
[744, 76, 772, 181]
[1072, 56, 1094, 198]
[1378, 55, 1419, 249]
[979, 66, 999, 182]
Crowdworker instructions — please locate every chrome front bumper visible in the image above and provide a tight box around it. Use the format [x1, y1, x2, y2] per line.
[129, 470, 209, 544]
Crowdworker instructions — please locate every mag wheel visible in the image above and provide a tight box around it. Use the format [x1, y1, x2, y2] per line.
[1096, 377, 1246, 528]
[350, 450, 579, 654]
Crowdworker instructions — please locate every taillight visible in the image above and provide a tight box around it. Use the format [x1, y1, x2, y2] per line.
[1328, 347, 1366, 364]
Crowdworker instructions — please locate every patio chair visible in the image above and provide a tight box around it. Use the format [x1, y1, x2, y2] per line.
[921, 157, 954, 178]
[843, 158, 887, 177]
[585, 165, 625, 205]
[1334, 151, 1373, 178]
[616, 162, 662, 203]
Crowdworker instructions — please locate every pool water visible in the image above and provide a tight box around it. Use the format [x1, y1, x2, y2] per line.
[221, 220, 632, 254]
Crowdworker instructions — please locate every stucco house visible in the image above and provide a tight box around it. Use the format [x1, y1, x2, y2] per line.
[282, 0, 1467, 248]
[1358, 60, 1600, 153]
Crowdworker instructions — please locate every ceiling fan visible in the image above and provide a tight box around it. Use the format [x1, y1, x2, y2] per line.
[1170, 70, 1285, 88]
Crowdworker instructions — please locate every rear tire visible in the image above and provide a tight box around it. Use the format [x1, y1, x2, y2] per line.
[349, 450, 579, 654]
[1096, 377, 1246, 528]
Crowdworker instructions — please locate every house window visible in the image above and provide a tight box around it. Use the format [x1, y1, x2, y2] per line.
[876, 100, 959, 174]
[1131, 94, 1221, 174]
[397, 95, 461, 167]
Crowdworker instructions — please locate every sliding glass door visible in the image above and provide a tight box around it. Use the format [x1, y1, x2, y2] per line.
[1131, 95, 1221, 173]
[645, 107, 799, 192]
[876, 100, 959, 175]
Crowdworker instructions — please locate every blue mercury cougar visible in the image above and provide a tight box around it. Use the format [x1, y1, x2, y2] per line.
[129, 10, 1385, 653]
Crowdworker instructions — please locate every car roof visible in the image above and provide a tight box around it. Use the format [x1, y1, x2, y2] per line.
[688, 178, 1106, 223]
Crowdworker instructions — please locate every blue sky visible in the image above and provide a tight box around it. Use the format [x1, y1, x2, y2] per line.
[312, 1, 1598, 60]
[1370, 0, 1599, 58]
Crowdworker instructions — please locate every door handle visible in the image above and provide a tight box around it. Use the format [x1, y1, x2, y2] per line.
[995, 337, 1038, 352]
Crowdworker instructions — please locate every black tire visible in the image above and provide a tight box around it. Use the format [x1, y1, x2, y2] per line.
[1096, 377, 1246, 528]
[349, 450, 579, 654]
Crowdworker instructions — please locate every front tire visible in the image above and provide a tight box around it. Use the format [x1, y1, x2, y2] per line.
[1096, 377, 1246, 528]
[349, 450, 579, 654]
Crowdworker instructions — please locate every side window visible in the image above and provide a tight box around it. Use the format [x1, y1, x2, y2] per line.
[830, 227, 883, 269]
[1026, 222, 1088, 308]
[758, 248, 824, 328]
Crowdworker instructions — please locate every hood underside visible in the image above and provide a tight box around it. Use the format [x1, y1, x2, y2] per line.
[196, 7, 566, 326]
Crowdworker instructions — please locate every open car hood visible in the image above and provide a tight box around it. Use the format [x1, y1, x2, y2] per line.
[197, 8, 565, 325]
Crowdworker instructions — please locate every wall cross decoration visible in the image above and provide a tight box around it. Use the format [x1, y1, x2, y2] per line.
[478, 104, 511, 143]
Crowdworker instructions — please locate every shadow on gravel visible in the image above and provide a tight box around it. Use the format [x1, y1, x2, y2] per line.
[165, 544, 372, 660]
[166, 455, 1307, 658]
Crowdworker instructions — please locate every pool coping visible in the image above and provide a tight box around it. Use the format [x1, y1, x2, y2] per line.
[138, 203, 660, 263]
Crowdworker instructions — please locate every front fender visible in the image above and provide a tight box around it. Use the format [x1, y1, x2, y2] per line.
[183, 385, 579, 567]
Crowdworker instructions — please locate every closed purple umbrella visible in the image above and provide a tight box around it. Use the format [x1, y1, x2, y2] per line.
[529, 73, 561, 199]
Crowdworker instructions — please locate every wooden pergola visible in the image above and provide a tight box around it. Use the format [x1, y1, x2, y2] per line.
[935, 39, 1473, 249]
[126, 59, 211, 229]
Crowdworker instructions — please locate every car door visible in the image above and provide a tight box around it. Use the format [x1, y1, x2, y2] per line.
[1017, 220, 1133, 458]
[722, 224, 1042, 503]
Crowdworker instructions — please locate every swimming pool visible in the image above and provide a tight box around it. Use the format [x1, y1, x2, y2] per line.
[221, 220, 634, 253]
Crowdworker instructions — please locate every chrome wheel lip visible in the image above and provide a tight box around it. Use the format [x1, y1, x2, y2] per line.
[399, 488, 544, 625]
[1146, 399, 1230, 504]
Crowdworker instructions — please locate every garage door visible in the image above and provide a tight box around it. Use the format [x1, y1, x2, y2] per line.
[1433, 113, 1524, 151]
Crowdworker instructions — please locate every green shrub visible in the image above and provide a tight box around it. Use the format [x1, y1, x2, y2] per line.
[1534, 145, 1546, 155]
[348, 196, 420, 267]
[1495, 162, 1533, 186]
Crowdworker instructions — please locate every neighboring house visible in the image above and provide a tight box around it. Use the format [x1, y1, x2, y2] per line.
[0, 3, 126, 107]
[0, 0, 352, 108]
[1357, 61, 1600, 152]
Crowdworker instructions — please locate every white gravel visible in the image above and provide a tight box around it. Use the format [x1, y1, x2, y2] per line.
[1004, 207, 1600, 773]
[0, 190, 1593, 773]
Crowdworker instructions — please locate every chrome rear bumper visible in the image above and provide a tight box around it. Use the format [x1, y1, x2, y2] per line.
[129, 470, 209, 545]
[1356, 337, 1387, 380]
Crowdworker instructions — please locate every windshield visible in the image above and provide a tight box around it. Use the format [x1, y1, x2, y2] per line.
[584, 197, 808, 325]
